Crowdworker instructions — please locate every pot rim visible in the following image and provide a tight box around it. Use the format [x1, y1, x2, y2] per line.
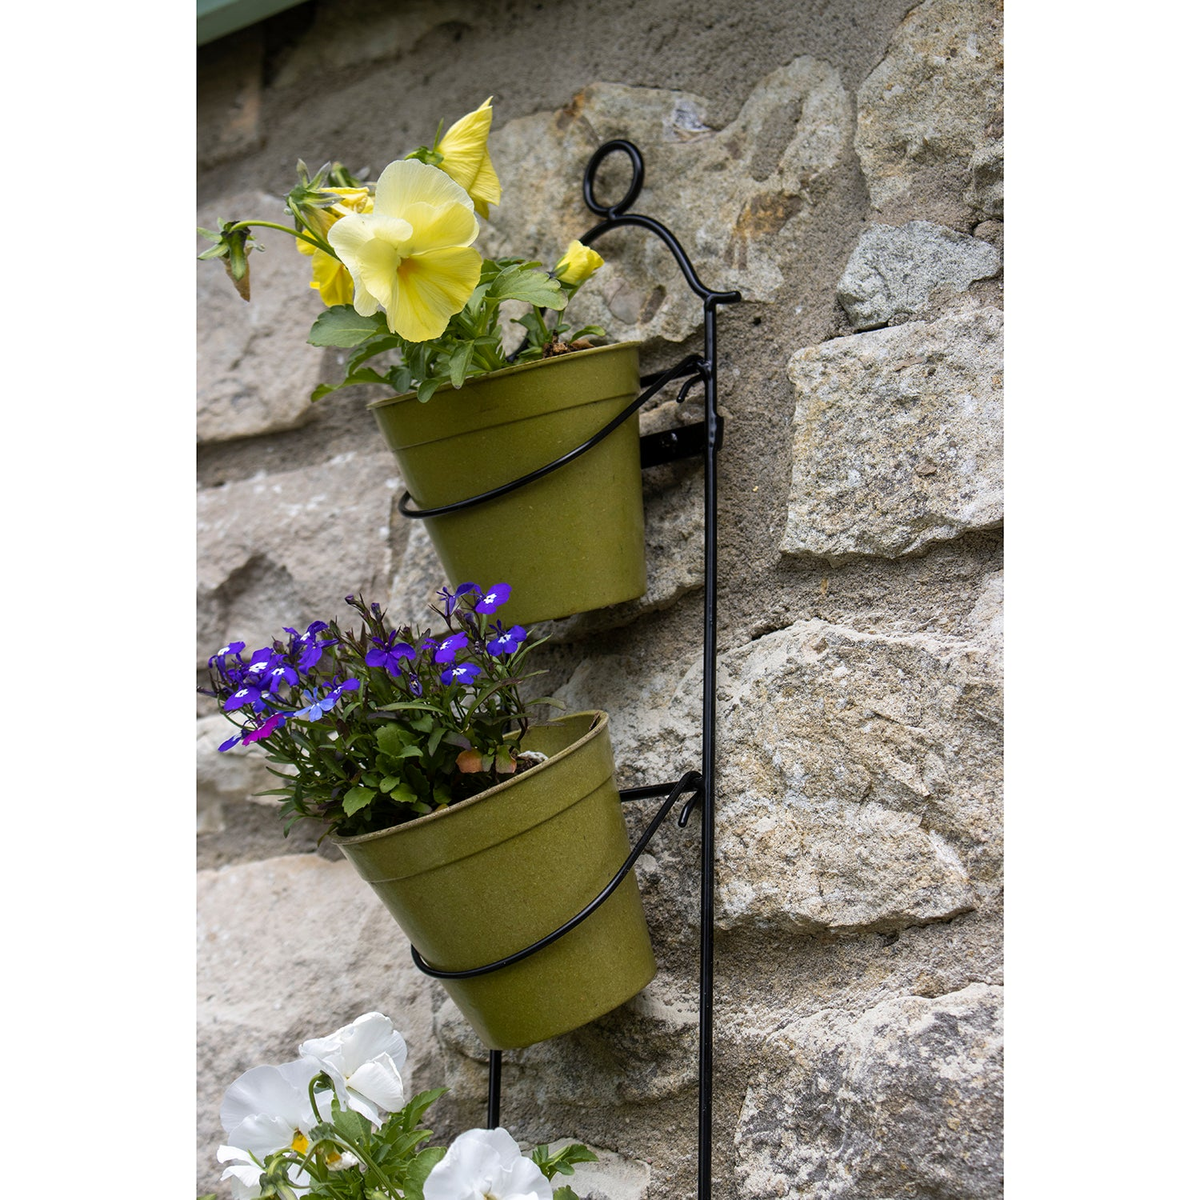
[329, 710, 609, 847]
[365, 342, 640, 413]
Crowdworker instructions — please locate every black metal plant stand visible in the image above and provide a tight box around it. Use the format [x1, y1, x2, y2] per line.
[400, 140, 741, 1200]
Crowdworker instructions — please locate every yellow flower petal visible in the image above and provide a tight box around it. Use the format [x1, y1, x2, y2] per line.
[434, 97, 502, 217]
[400, 200, 479, 256]
[309, 248, 356, 307]
[375, 159, 475, 224]
[390, 246, 483, 341]
[327, 212, 416, 315]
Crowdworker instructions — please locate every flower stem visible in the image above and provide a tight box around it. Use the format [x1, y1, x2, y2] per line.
[228, 219, 333, 256]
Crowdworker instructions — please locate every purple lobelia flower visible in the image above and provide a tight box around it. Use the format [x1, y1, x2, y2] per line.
[433, 631, 469, 663]
[294, 686, 340, 722]
[474, 583, 511, 615]
[486, 622, 527, 656]
[285, 621, 338, 670]
[440, 661, 482, 686]
[365, 630, 417, 677]
[436, 581, 481, 620]
[208, 641, 245, 669]
[265, 661, 300, 694]
[224, 683, 268, 713]
[243, 712, 288, 743]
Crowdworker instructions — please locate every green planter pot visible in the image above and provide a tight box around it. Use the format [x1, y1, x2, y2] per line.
[331, 712, 657, 1051]
[368, 344, 646, 626]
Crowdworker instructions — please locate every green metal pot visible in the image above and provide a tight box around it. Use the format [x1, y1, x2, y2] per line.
[368, 344, 646, 626]
[331, 712, 657, 1050]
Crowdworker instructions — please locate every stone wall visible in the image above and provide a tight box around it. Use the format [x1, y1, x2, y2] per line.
[197, 1, 1003, 1196]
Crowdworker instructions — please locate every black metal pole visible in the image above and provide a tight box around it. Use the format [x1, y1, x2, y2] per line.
[487, 1050, 503, 1129]
[697, 296, 721, 1200]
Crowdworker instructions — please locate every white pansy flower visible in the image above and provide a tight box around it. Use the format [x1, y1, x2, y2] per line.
[298, 1010, 408, 1124]
[218, 1057, 332, 1197]
[423, 1127, 553, 1200]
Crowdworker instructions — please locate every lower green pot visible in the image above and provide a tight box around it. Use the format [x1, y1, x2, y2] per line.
[331, 712, 657, 1050]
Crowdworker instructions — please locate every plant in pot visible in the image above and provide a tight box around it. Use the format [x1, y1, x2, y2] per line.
[201, 582, 657, 1051]
[199, 98, 646, 625]
[201, 1009, 600, 1200]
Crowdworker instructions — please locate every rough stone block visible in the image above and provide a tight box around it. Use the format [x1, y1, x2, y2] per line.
[197, 450, 403, 663]
[735, 983, 1003, 1199]
[197, 855, 438, 1191]
[482, 58, 852, 345]
[966, 137, 1004, 218]
[783, 306, 1003, 561]
[836, 221, 1000, 331]
[714, 610, 1002, 933]
[855, 0, 1003, 225]
[197, 190, 329, 443]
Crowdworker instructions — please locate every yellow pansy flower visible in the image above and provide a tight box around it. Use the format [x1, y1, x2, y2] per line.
[554, 240, 604, 286]
[296, 187, 374, 307]
[434, 97, 502, 218]
[326, 159, 483, 342]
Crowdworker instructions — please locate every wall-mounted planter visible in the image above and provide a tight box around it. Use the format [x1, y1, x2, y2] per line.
[368, 343, 646, 626]
[332, 711, 657, 1051]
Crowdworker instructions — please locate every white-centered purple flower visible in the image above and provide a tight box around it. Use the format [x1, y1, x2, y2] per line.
[441, 661, 482, 687]
[298, 1011, 408, 1125]
[474, 583, 511, 615]
[486, 623, 527, 656]
[434, 632, 469, 663]
[423, 1127, 552, 1200]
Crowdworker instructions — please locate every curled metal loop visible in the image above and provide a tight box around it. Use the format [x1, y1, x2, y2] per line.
[583, 139, 645, 217]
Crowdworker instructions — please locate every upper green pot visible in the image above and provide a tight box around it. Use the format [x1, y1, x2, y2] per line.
[331, 711, 657, 1050]
[368, 343, 647, 626]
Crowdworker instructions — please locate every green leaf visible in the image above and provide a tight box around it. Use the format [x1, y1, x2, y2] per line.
[416, 377, 442, 404]
[197, 242, 229, 260]
[489, 268, 566, 308]
[307, 306, 389, 347]
[342, 785, 376, 816]
[399, 1145, 447, 1200]
[389, 782, 419, 805]
[330, 1102, 373, 1143]
[447, 339, 474, 388]
[554, 1188, 582, 1200]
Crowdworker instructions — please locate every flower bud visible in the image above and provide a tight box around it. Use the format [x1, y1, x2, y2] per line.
[554, 240, 604, 286]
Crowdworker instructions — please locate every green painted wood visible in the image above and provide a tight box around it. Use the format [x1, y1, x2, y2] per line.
[368, 343, 647, 626]
[333, 712, 657, 1050]
[197, 0, 306, 45]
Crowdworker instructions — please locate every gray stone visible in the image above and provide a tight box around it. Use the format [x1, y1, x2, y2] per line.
[966, 137, 1004, 218]
[714, 611, 1002, 933]
[197, 190, 330, 443]
[735, 983, 1003, 1199]
[836, 221, 1000, 331]
[543, 1140, 652, 1200]
[783, 306, 1003, 561]
[270, 0, 475, 89]
[197, 855, 439, 1192]
[435, 967, 701, 1107]
[855, 0, 1003, 225]
[481, 58, 852, 345]
[197, 450, 403, 664]
[195, 712, 281, 833]
[197, 29, 264, 169]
